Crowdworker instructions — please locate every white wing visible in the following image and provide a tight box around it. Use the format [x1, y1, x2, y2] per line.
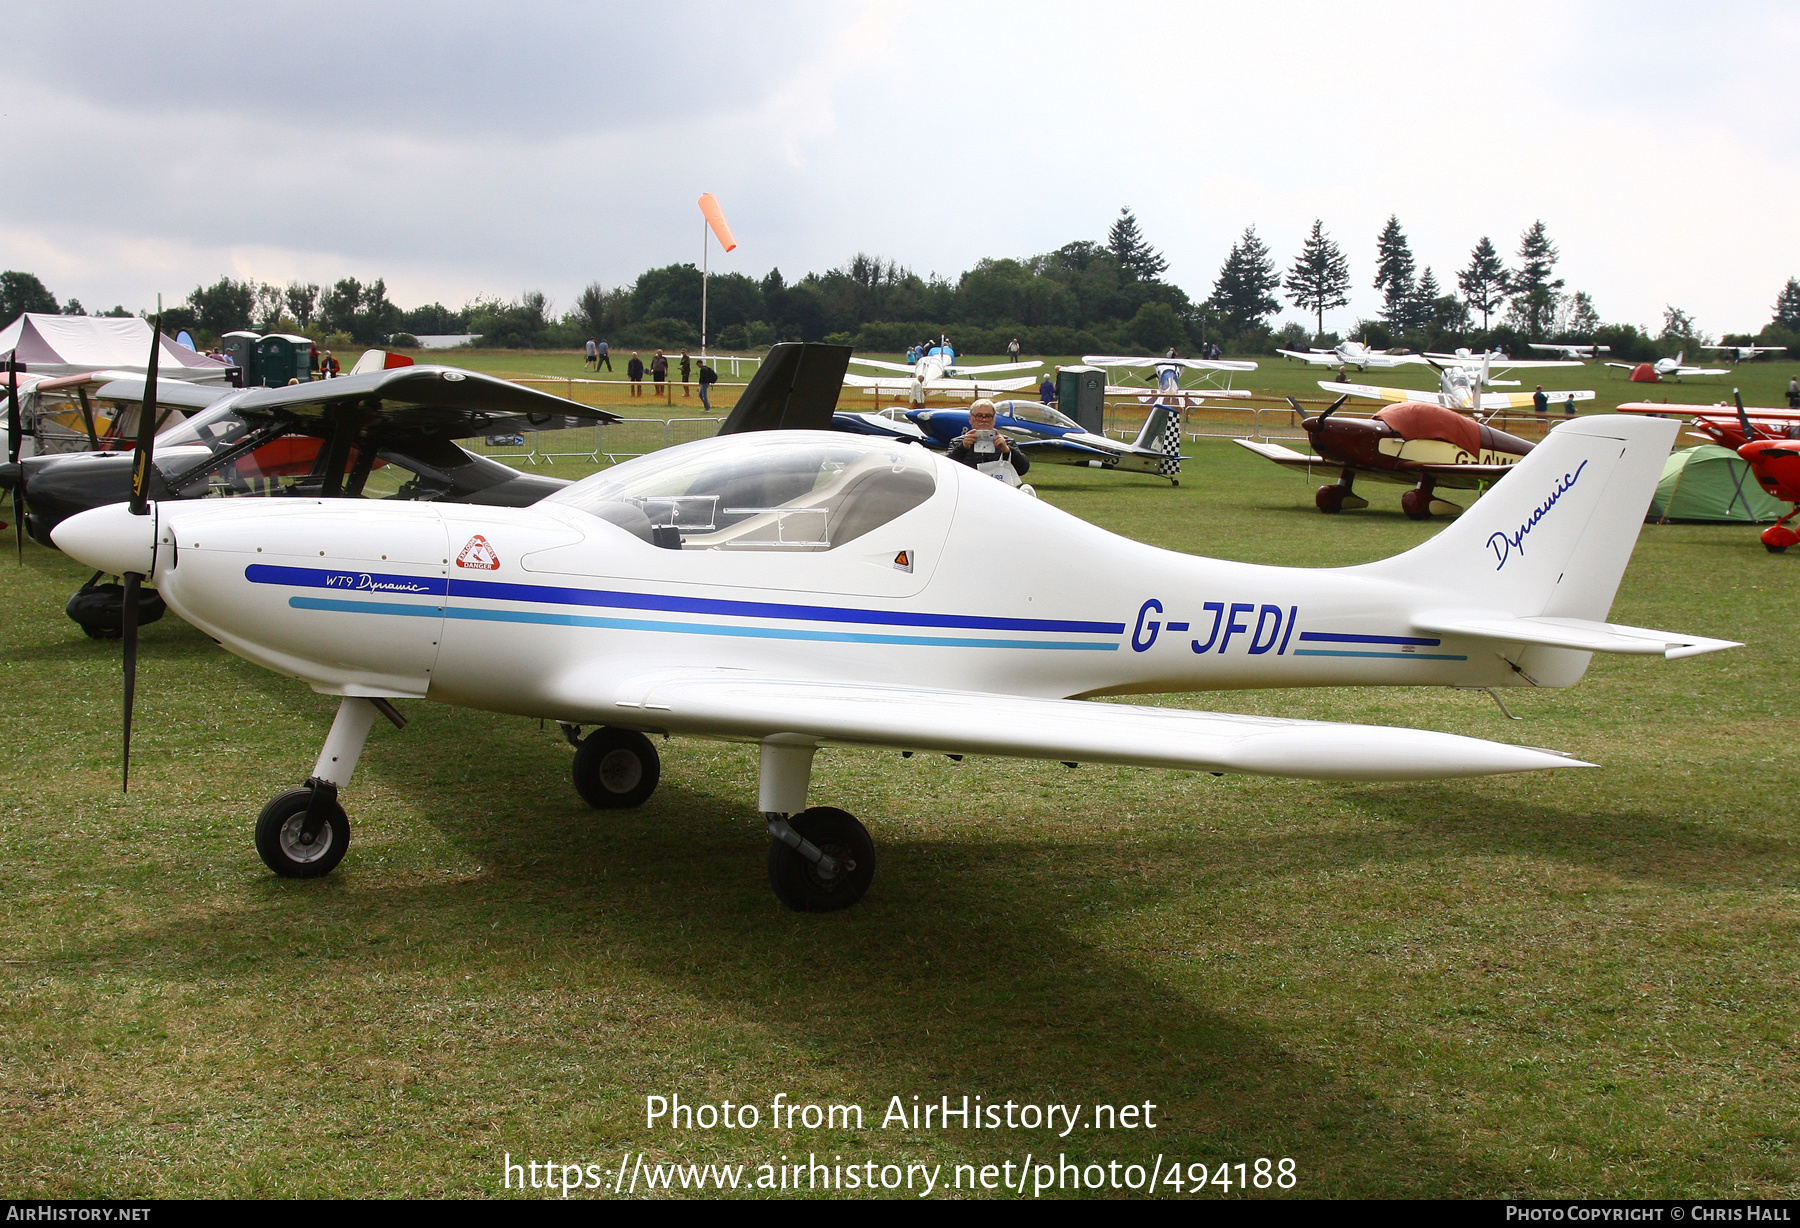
[1277, 349, 1341, 364]
[1318, 379, 1424, 403]
[945, 360, 1042, 376]
[1673, 366, 1732, 377]
[596, 673, 1590, 781]
[1083, 355, 1259, 373]
[1358, 353, 1433, 367]
[846, 357, 919, 374]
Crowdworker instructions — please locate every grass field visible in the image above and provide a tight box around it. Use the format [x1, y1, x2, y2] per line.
[2, 388, 1797, 1197]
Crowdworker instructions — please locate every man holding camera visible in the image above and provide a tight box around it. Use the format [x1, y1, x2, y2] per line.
[947, 399, 1030, 485]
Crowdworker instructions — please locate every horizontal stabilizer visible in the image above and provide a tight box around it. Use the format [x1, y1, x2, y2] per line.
[599, 674, 1592, 781]
[1412, 613, 1741, 660]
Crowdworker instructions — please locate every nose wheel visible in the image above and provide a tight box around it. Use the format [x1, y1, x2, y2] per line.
[767, 807, 876, 912]
[255, 784, 350, 878]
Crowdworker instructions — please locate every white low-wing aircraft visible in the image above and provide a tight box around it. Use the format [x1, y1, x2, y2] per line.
[843, 339, 1040, 407]
[1276, 341, 1429, 370]
[55, 410, 1735, 911]
[1606, 352, 1731, 381]
[1080, 354, 1259, 404]
[1529, 343, 1611, 360]
[1425, 349, 1585, 379]
[1701, 343, 1787, 362]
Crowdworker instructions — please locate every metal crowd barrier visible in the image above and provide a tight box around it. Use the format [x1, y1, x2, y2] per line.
[476, 417, 726, 466]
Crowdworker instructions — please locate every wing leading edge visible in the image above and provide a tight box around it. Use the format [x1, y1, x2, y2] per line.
[595, 673, 1591, 781]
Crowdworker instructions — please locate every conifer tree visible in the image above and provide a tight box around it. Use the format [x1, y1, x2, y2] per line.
[1284, 219, 1351, 339]
[1772, 277, 1800, 330]
[1107, 208, 1169, 282]
[1409, 267, 1442, 334]
[1456, 237, 1509, 330]
[1506, 221, 1564, 338]
[1373, 215, 1416, 334]
[1209, 226, 1281, 336]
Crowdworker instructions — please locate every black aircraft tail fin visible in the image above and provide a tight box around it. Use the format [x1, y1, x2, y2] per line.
[718, 343, 852, 434]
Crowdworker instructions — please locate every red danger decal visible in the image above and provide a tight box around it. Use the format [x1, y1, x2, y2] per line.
[456, 534, 500, 570]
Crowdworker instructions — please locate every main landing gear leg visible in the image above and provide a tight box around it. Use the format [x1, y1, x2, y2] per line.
[1315, 469, 1368, 514]
[255, 697, 403, 878]
[759, 737, 875, 912]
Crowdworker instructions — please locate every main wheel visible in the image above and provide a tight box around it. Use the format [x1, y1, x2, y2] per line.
[573, 728, 661, 808]
[767, 807, 876, 913]
[255, 787, 350, 879]
[1315, 484, 1345, 514]
[1400, 488, 1433, 520]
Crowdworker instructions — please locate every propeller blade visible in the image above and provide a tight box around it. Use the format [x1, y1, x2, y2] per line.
[11, 482, 21, 561]
[129, 315, 162, 516]
[1285, 396, 1309, 421]
[121, 570, 139, 793]
[1735, 389, 1759, 443]
[1318, 395, 1349, 423]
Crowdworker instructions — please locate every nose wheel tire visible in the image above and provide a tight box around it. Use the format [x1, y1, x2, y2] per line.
[255, 787, 350, 879]
[767, 806, 876, 913]
[573, 728, 662, 809]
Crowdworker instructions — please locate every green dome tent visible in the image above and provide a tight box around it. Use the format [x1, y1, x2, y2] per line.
[1646, 445, 1788, 523]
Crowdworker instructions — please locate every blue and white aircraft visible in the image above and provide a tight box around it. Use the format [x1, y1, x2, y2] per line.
[843, 338, 1041, 408]
[55, 409, 1736, 911]
[908, 400, 1187, 481]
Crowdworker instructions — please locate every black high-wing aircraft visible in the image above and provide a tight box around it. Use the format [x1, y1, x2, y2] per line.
[1, 364, 619, 636]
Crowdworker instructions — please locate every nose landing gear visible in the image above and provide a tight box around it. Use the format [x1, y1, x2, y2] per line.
[253, 696, 405, 879]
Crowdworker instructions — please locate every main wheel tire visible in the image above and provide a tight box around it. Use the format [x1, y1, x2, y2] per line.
[1766, 543, 1789, 554]
[573, 728, 661, 808]
[255, 787, 350, 879]
[1315, 484, 1345, 514]
[767, 806, 876, 913]
[1400, 488, 1433, 520]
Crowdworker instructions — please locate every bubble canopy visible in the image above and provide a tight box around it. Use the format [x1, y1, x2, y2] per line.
[543, 432, 938, 551]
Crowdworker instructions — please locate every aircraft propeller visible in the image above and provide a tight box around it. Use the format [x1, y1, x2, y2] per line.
[1734, 389, 1761, 444]
[120, 316, 162, 792]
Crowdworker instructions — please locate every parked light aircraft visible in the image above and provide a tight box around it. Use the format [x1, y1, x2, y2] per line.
[1424, 350, 1585, 381]
[843, 338, 1041, 407]
[1319, 356, 1597, 415]
[1701, 344, 1787, 362]
[1606, 352, 1730, 382]
[1528, 343, 1611, 360]
[1079, 354, 1258, 407]
[909, 399, 1186, 481]
[55, 400, 1734, 910]
[1618, 393, 1800, 552]
[1236, 396, 1540, 519]
[1276, 341, 1429, 370]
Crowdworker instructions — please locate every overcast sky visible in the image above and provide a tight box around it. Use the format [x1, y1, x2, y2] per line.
[2, 0, 1794, 337]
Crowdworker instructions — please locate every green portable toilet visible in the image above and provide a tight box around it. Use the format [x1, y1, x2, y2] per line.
[1057, 365, 1106, 433]
[1646, 445, 1788, 522]
[219, 330, 260, 387]
[254, 334, 319, 387]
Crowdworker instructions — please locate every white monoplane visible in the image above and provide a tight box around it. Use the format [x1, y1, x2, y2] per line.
[1080, 354, 1258, 404]
[1606, 352, 1731, 382]
[1529, 343, 1610, 360]
[1701, 343, 1787, 362]
[1321, 355, 1596, 414]
[1425, 349, 1585, 380]
[1276, 340, 1429, 370]
[56, 405, 1735, 912]
[842, 339, 1041, 407]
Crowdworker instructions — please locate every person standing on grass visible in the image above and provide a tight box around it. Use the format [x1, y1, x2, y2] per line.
[320, 349, 340, 378]
[651, 349, 668, 396]
[598, 339, 612, 371]
[584, 338, 597, 371]
[1007, 337, 1021, 363]
[1533, 385, 1548, 417]
[698, 358, 717, 411]
[1788, 376, 1799, 408]
[679, 348, 691, 397]
[1039, 372, 1056, 404]
[1564, 392, 1576, 416]
[627, 352, 644, 396]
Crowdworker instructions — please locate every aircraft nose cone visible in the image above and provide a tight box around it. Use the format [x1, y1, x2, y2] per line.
[53, 502, 158, 576]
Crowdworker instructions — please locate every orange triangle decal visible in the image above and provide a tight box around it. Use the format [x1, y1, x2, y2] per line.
[456, 534, 500, 570]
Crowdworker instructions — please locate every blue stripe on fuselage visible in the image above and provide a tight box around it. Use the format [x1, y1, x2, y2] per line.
[248, 563, 1123, 635]
[286, 596, 1120, 650]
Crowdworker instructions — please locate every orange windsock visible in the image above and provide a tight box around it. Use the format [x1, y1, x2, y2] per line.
[698, 193, 737, 252]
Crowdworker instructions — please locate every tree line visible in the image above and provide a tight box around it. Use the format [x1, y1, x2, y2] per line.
[5, 209, 1798, 359]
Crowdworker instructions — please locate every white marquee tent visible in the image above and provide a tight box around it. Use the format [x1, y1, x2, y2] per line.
[0, 313, 230, 380]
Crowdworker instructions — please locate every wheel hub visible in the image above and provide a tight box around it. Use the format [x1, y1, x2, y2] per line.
[597, 748, 643, 794]
[279, 814, 335, 863]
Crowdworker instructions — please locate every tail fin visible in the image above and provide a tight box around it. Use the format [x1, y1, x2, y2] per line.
[1133, 403, 1182, 476]
[1356, 415, 1678, 621]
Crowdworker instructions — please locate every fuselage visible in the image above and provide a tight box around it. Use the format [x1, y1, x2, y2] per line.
[103, 433, 1578, 743]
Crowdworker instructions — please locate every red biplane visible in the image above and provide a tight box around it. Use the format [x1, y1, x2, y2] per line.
[1619, 395, 1800, 552]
